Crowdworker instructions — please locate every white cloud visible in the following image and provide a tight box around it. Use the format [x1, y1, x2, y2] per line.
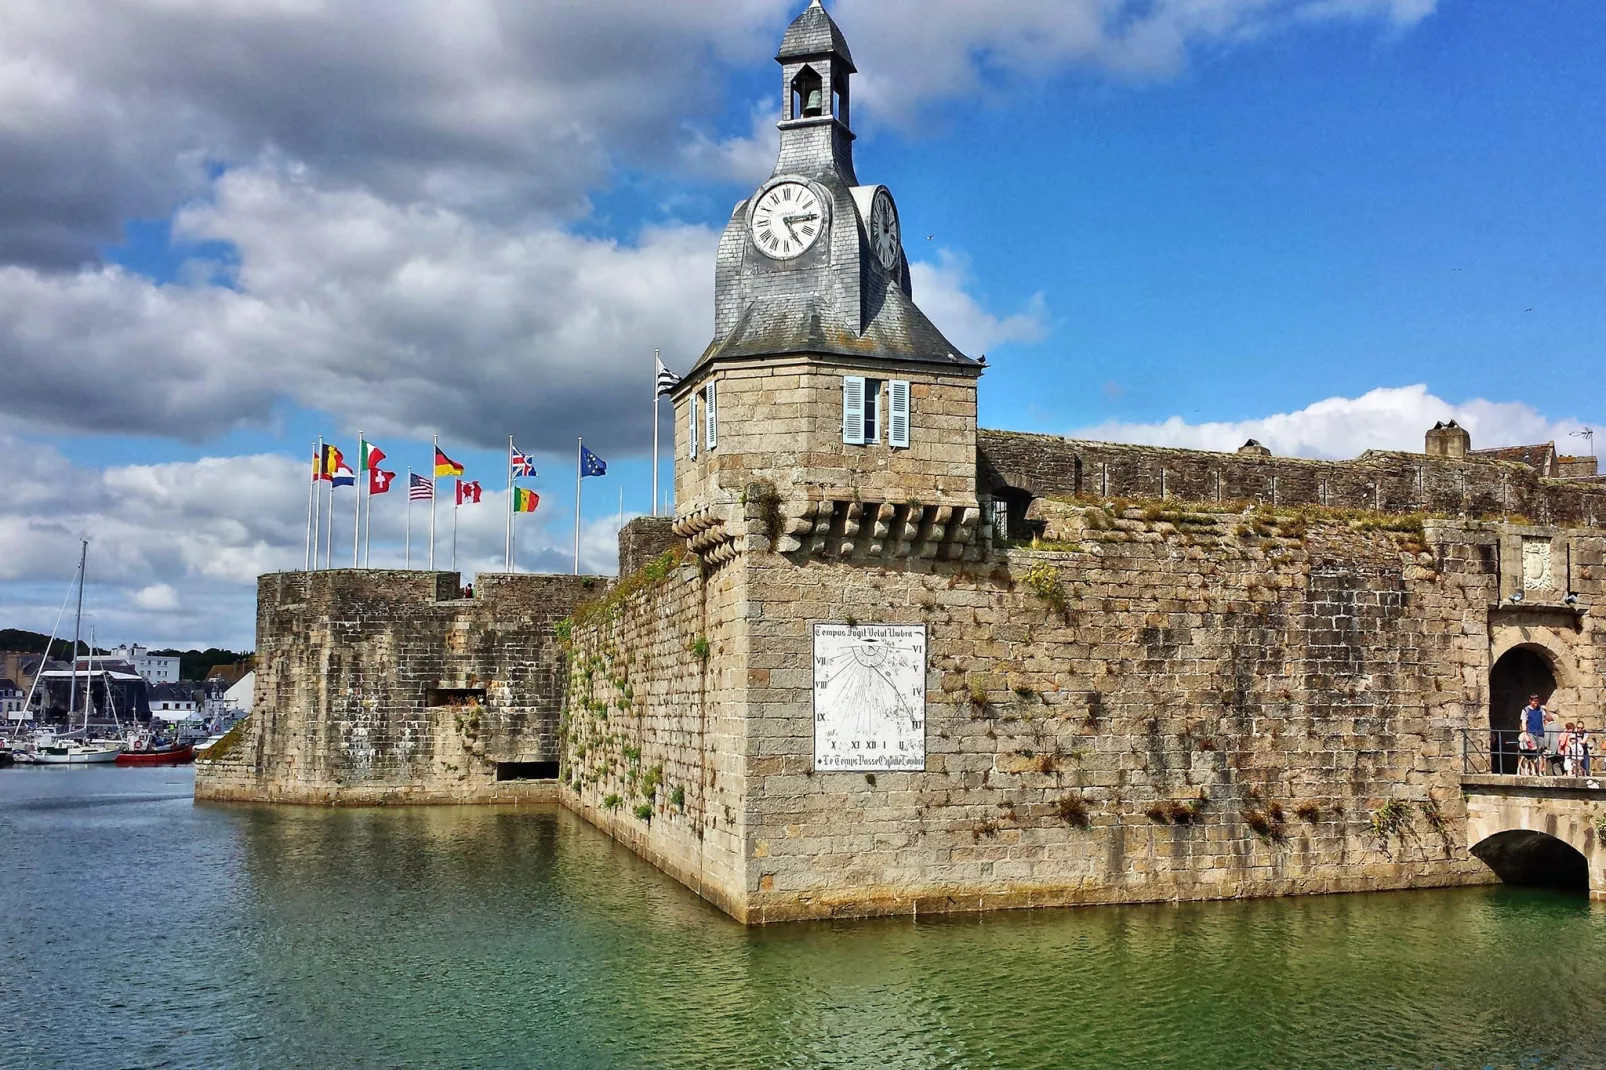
[130, 583, 180, 611]
[839, 0, 1439, 119]
[0, 433, 628, 649]
[1073, 384, 1596, 460]
[909, 251, 1049, 358]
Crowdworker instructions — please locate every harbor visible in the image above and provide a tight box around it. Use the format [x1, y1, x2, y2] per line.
[3, 764, 1604, 1069]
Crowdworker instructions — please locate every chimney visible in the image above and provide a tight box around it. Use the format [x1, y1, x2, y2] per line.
[1424, 420, 1471, 459]
[1236, 439, 1272, 457]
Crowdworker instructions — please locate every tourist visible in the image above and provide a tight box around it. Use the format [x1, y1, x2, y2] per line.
[1520, 695, 1551, 776]
[1561, 722, 1591, 777]
[1544, 708, 1564, 774]
[1516, 729, 1541, 777]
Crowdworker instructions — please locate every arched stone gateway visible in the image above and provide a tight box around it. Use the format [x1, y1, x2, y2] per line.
[1464, 782, 1605, 900]
[1487, 646, 1559, 774]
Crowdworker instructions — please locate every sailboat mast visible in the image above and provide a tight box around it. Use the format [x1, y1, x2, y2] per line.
[66, 540, 86, 731]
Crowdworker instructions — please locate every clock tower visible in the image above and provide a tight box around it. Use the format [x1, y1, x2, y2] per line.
[673, 0, 985, 562]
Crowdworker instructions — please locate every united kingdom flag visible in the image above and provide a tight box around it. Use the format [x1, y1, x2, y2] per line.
[510, 444, 537, 478]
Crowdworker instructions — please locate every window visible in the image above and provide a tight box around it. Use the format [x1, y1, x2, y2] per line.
[704, 381, 717, 450]
[688, 392, 698, 459]
[496, 761, 559, 782]
[888, 380, 910, 449]
[842, 376, 884, 445]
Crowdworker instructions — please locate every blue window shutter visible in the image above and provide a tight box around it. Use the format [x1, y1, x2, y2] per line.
[888, 380, 911, 449]
[688, 392, 698, 459]
[705, 382, 717, 450]
[842, 376, 866, 445]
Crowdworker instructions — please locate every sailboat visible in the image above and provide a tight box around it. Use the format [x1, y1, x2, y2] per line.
[29, 541, 122, 765]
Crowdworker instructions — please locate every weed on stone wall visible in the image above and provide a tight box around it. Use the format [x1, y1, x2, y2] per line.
[1055, 794, 1092, 829]
[1294, 802, 1322, 823]
[1021, 562, 1069, 622]
[1371, 800, 1412, 841]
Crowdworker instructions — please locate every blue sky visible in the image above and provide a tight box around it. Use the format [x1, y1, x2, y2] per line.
[1, 0, 1602, 649]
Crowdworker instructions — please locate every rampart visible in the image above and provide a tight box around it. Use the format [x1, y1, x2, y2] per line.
[561, 491, 1605, 922]
[979, 430, 1606, 533]
[195, 568, 598, 804]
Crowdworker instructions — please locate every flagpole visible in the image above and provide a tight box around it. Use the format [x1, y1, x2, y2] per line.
[304, 439, 314, 571]
[574, 437, 583, 575]
[307, 437, 321, 571]
[351, 431, 362, 569]
[405, 467, 413, 569]
[324, 474, 334, 570]
[429, 435, 438, 571]
[363, 471, 373, 569]
[505, 435, 513, 572]
[652, 349, 660, 518]
[452, 482, 460, 572]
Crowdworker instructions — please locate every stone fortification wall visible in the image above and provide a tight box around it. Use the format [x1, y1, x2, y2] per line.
[980, 430, 1606, 529]
[196, 569, 598, 805]
[730, 506, 1504, 921]
[559, 549, 754, 918]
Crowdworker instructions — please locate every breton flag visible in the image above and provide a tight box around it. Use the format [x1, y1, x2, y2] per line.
[434, 447, 465, 478]
[369, 468, 396, 495]
[456, 479, 483, 505]
[409, 473, 434, 501]
[581, 445, 607, 478]
[655, 356, 681, 398]
[510, 445, 538, 478]
[361, 439, 387, 472]
[513, 487, 540, 513]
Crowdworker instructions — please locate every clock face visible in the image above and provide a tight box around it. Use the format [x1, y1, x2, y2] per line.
[751, 182, 824, 260]
[869, 189, 901, 270]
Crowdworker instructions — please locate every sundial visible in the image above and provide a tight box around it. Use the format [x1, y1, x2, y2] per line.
[813, 623, 926, 771]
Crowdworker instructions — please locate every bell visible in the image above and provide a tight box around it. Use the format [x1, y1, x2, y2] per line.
[803, 89, 824, 117]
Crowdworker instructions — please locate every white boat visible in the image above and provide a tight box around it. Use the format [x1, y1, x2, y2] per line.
[33, 740, 122, 764]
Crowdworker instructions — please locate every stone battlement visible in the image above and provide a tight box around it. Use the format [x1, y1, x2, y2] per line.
[979, 430, 1606, 537]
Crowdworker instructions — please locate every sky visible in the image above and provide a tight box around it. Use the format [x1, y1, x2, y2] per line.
[1, 0, 1602, 651]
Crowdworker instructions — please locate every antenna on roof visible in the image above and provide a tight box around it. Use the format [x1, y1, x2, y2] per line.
[1569, 427, 1595, 457]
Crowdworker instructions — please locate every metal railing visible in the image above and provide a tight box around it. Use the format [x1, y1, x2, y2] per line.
[1462, 727, 1601, 778]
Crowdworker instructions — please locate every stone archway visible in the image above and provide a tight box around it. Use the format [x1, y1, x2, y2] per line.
[1488, 646, 1558, 775]
[1470, 829, 1590, 892]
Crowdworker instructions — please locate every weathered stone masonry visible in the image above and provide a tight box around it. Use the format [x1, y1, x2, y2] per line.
[196, 569, 599, 805]
[558, 489, 1604, 921]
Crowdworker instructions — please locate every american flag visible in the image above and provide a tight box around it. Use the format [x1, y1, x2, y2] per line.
[409, 473, 433, 501]
[510, 444, 537, 478]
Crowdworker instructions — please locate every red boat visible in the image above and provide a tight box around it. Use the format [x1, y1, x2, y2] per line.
[114, 743, 195, 766]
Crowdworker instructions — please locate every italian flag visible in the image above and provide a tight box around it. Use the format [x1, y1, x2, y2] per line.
[361, 439, 386, 472]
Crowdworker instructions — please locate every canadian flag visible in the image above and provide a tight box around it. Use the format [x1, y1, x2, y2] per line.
[455, 479, 482, 506]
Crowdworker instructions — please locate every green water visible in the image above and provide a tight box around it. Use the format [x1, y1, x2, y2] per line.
[2, 768, 1603, 1069]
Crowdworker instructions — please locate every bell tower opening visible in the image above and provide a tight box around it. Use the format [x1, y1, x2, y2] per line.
[792, 66, 824, 119]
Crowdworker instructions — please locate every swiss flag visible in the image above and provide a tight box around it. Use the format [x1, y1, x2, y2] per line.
[369, 469, 396, 495]
[456, 479, 483, 505]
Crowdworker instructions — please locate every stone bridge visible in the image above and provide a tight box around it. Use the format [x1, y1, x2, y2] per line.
[1463, 777, 1606, 901]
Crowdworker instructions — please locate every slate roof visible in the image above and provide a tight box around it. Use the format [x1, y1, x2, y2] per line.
[149, 683, 198, 704]
[700, 287, 977, 368]
[0, 678, 18, 693]
[777, 0, 855, 70]
[1470, 443, 1556, 470]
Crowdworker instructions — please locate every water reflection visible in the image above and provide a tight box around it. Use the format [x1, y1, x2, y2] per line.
[3, 767, 1603, 1070]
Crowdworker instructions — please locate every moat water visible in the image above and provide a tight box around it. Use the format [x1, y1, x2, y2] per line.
[3, 768, 1603, 1070]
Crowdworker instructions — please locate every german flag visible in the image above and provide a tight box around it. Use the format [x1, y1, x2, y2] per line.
[434, 447, 464, 478]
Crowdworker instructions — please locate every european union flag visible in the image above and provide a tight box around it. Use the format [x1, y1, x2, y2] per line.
[581, 445, 607, 478]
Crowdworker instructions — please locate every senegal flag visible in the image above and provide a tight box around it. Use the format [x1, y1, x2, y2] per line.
[513, 487, 540, 514]
[434, 447, 464, 478]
